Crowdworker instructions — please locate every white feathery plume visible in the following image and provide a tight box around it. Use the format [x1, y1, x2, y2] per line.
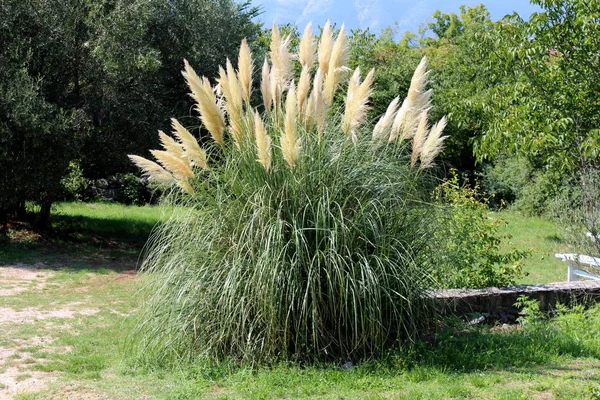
[372, 97, 400, 141]
[238, 38, 253, 103]
[318, 20, 333, 73]
[299, 22, 316, 68]
[297, 65, 311, 113]
[150, 150, 194, 180]
[410, 110, 429, 167]
[342, 67, 374, 144]
[182, 59, 226, 145]
[158, 130, 184, 157]
[269, 22, 293, 111]
[253, 110, 272, 171]
[390, 57, 430, 142]
[420, 116, 448, 169]
[218, 63, 245, 143]
[261, 57, 272, 111]
[225, 58, 244, 113]
[310, 68, 327, 136]
[281, 83, 300, 167]
[324, 24, 349, 105]
[171, 118, 208, 169]
[128, 155, 174, 185]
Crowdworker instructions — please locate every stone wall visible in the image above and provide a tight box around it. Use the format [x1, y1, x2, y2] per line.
[431, 281, 600, 316]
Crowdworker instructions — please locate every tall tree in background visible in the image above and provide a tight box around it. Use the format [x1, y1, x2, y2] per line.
[0, 0, 260, 226]
[473, 0, 600, 173]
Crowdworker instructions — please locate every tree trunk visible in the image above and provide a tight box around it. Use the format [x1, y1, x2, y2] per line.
[35, 200, 53, 230]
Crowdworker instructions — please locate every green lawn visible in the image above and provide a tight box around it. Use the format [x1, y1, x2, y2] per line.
[494, 210, 574, 284]
[2, 202, 600, 399]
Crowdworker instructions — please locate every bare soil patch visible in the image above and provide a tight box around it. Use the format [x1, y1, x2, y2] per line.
[0, 337, 59, 400]
[0, 263, 54, 296]
[0, 263, 122, 399]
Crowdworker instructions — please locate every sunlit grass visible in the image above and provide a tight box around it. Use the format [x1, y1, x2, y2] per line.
[3, 202, 600, 398]
[494, 210, 572, 284]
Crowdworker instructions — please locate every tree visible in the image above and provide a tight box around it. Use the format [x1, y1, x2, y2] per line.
[0, 0, 261, 227]
[473, 0, 600, 174]
[0, 0, 80, 227]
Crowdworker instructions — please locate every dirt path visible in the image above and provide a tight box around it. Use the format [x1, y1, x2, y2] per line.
[0, 264, 102, 399]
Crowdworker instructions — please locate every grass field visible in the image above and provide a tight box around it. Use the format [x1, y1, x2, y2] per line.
[494, 210, 573, 284]
[1, 202, 599, 399]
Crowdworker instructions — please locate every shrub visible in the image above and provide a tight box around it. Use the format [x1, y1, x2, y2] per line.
[128, 23, 450, 363]
[426, 171, 528, 288]
[482, 155, 579, 216]
[113, 173, 149, 205]
[61, 160, 91, 201]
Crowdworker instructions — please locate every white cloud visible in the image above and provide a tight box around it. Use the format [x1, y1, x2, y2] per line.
[393, 0, 431, 33]
[354, 0, 380, 30]
[296, 0, 333, 25]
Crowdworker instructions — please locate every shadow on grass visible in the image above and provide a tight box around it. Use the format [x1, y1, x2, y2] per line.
[0, 212, 160, 272]
[51, 213, 157, 245]
[399, 321, 600, 373]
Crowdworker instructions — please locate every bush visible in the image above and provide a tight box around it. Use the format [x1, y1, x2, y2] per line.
[483, 155, 578, 216]
[113, 173, 149, 205]
[426, 171, 528, 288]
[61, 160, 91, 201]
[128, 24, 450, 363]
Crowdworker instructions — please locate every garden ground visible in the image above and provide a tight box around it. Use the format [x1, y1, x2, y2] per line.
[1, 202, 599, 399]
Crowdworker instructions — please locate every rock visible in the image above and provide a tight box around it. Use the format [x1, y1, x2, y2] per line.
[340, 361, 353, 370]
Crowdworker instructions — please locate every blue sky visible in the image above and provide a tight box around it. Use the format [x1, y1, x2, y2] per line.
[252, 0, 542, 35]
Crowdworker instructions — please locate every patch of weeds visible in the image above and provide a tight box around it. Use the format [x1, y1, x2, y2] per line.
[15, 373, 32, 382]
[14, 393, 43, 400]
[589, 383, 600, 400]
[492, 387, 528, 399]
[469, 373, 492, 388]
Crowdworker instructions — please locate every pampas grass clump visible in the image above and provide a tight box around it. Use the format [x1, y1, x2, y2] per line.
[129, 22, 448, 364]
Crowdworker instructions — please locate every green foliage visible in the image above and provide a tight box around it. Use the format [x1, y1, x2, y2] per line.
[0, 63, 76, 224]
[514, 296, 544, 325]
[0, 0, 261, 224]
[473, 0, 600, 175]
[426, 171, 528, 288]
[113, 174, 148, 206]
[61, 161, 92, 201]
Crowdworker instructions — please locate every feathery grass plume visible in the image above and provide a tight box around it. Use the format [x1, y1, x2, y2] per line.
[261, 57, 272, 111]
[218, 64, 245, 143]
[238, 38, 253, 102]
[281, 83, 300, 167]
[253, 110, 272, 171]
[318, 20, 333, 73]
[171, 118, 208, 169]
[310, 67, 327, 136]
[127, 155, 173, 185]
[390, 57, 430, 142]
[342, 67, 374, 144]
[269, 22, 293, 111]
[150, 150, 194, 180]
[299, 22, 316, 68]
[297, 66, 311, 113]
[225, 59, 244, 113]
[372, 97, 400, 141]
[158, 130, 184, 157]
[303, 91, 314, 131]
[182, 60, 225, 145]
[420, 116, 448, 169]
[410, 111, 429, 167]
[324, 24, 349, 106]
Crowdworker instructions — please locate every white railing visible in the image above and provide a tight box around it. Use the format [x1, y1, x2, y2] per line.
[555, 253, 600, 282]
